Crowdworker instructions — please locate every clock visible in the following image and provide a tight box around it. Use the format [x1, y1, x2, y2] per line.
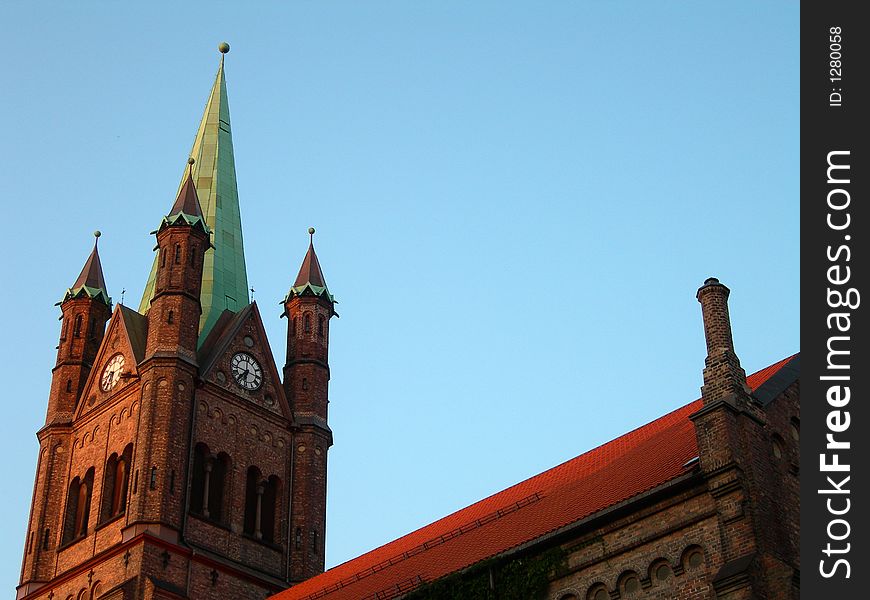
[101, 354, 126, 392]
[231, 352, 263, 390]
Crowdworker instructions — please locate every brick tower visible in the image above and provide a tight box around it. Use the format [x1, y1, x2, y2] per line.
[17, 45, 336, 600]
[282, 228, 337, 582]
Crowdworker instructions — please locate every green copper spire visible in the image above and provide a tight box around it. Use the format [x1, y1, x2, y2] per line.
[139, 44, 249, 343]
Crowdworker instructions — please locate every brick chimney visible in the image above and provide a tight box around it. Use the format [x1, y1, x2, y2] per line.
[696, 277, 751, 406]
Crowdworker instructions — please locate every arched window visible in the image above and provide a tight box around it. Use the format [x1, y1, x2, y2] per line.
[318, 315, 325, 337]
[101, 444, 132, 522]
[262, 475, 279, 543]
[244, 467, 280, 543]
[586, 585, 608, 600]
[190, 245, 197, 266]
[167, 310, 174, 324]
[88, 318, 96, 338]
[772, 434, 785, 459]
[650, 559, 673, 583]
[174, 244, 181, 264]
[73, 315, 82, 338]
[66, 379, 73, 393]
[683, 545, 705, 570]
[160, 246, 167, 268]
[303, 313, 312, 333]
[191, 444, 230, 523]
[295, 527, 302, 550]
[63, 467, 94, 543]
[790, 417, 800, 442]
[619, 571, 641, 595]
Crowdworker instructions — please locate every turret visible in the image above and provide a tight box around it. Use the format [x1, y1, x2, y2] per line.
[282, 228, 337, 581]
[145, 159, 211, 359]
[48, 232, 112, 425]
[131, 159, 210, 530]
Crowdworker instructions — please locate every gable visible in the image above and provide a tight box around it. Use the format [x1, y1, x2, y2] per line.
[197, 302, 291, 419]
[74, 305, 144, 420]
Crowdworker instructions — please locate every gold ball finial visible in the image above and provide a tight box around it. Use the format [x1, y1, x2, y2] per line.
[188, 157, 196, 165]
[308, 227, 316, 235]
[218, 42, 230, 54]
[94, 230, 102, 238]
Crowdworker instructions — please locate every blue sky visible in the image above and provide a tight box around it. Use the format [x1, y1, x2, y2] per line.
[0, 1, 797, 592]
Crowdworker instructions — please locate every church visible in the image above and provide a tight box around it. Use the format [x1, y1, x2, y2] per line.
[17, 46, 799, 600]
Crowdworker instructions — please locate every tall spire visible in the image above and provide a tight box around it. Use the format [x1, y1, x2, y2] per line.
[63, 231, 111, 305]
[139, 42, 249, 343]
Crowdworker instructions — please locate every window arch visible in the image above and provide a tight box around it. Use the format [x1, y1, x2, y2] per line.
[318, 315, 325, 337]
[190, 443, 230, 523]
[649, 559, 673, 583]
[303, 313, 312, 334]
[174, 244, 181, 264]
[66, 379, 73, 393]
[586, 585, 609, 600]
[160, 246, 167, 268]
[63, 467, 94, 543]
[73, 315, 83, 338]
[101, 444, 132, 522]
[244, 467, 280, 542]
[682, 545, 705, 570]
[790, 417, 800, 442]
[190, 245, 197, 266]
[772, 434, 785, 459]
[618, 571, 641, 595]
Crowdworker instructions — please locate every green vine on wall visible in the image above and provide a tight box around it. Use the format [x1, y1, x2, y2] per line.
[405, 547, 567, 600]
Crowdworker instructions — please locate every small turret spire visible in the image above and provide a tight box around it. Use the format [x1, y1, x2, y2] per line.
[294, 227, 328, 290]
[283, 228, 336, 312]
[63, 231, 111, 305]
[167, 158, 205, 220]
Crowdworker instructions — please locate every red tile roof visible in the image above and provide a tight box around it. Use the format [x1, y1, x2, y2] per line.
[273, 355, 798, 600]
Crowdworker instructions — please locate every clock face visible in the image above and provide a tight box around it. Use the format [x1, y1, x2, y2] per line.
[101, 354, 126, 392]
[231, 352, 263, 390]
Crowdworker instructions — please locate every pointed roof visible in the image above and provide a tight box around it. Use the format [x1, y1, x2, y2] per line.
[140, 45, 249, 343]
[169, 163, 205, 219]
[156, 162, 210, 233]
[270, 354, 800, 600]
[62, 232, 111, 305]
[284, 228, 336, 306]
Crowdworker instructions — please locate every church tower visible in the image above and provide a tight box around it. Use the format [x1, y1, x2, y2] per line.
[18, 45, 335, 600]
